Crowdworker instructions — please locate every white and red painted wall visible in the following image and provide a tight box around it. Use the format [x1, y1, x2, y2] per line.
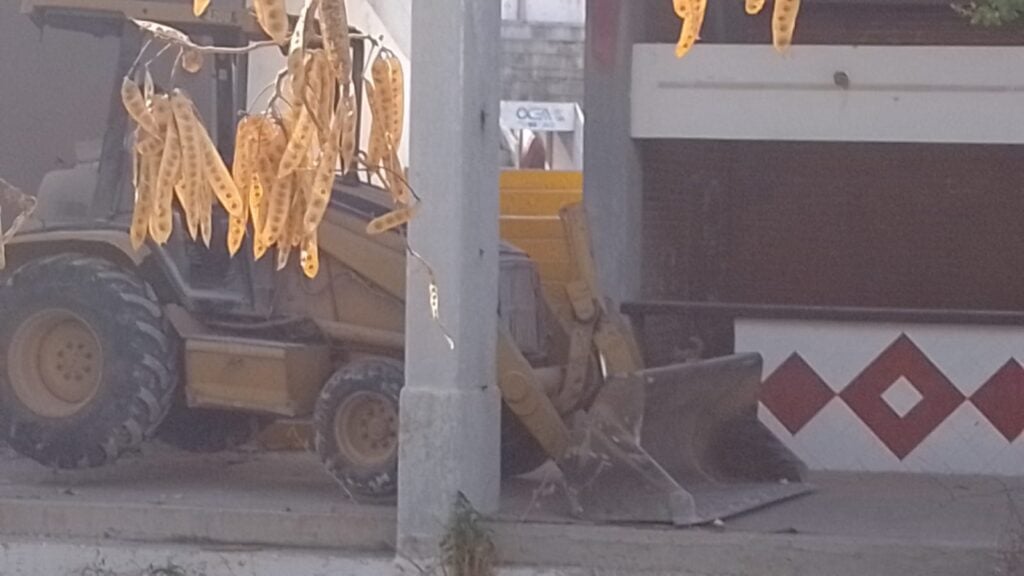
[739, 319, 1024, 475]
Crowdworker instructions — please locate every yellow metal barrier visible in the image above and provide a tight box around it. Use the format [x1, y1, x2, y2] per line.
[499, 170, 583, 304]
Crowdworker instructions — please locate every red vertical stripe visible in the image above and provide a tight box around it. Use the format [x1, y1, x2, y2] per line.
[590, 0, 620, 71]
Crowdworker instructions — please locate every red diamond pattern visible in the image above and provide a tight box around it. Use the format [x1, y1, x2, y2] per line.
[840, 334, 965, 460]
[971, 360, 1024, 442]
[760, 353, 835, 434]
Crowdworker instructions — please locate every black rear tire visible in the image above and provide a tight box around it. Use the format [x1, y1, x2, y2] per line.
[0, 254, 178, 469]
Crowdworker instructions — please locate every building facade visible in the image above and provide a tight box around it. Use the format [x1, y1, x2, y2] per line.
[586, 0, 1024, 476]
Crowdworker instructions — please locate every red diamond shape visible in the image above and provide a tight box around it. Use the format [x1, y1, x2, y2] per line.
[840, 334, 964, 459]
[971, 360, 1024, 442]
[760, 353, 835, 434]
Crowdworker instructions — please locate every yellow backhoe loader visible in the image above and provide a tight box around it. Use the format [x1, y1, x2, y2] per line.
[0, 0, 810, 525]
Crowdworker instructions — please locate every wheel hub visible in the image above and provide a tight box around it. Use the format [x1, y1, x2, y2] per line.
[8, 310, 103, 418]
[38, 320, 101, 404]
[334, 391, 398, 469]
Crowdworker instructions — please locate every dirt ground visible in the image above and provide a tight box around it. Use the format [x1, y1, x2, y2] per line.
[0, 442, 1017, 575]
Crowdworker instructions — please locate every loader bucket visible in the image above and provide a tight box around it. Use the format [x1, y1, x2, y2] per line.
[558, 353, 812, 526]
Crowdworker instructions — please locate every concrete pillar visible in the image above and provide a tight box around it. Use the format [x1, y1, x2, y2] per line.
[396, 0, 502, 560]
[583, 0, 648, 303]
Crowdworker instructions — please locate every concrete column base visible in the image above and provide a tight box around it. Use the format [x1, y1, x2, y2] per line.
[396, 384, 501, 559]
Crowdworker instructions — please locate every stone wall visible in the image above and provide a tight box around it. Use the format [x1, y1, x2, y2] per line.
[502, 21, 585, 105]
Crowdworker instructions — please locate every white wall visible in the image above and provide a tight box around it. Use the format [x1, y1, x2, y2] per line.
[346, 0, 411, 164]
[632, 44, 1024, 144]
[245, 0, 411, 165]
[502, 0, 585, 24]
[501, 0, 520, 20]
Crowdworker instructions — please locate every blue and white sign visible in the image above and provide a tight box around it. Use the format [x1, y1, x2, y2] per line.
[500, 101, 578, 132]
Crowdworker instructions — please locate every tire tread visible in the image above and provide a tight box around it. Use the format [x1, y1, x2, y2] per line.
[0, 254, 178, 469]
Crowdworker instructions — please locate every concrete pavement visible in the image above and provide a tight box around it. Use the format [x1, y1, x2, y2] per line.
[0, 444, 1016, 575]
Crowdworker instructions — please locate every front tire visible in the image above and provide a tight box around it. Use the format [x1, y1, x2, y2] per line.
[314, 357, 555, 502]
[314, 357, 402, 503]
[0, 254, 178, 469]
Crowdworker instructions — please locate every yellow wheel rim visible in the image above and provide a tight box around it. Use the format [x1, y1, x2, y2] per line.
[334, 391, 398, 470]
[8, 310, 103, 418]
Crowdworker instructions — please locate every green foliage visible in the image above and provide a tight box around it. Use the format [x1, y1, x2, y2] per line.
[439, 492, 497, 576]
[954, 0, 1024, 26]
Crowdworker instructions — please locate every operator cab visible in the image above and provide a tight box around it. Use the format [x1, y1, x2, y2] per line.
[4, 1, 374, 319]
